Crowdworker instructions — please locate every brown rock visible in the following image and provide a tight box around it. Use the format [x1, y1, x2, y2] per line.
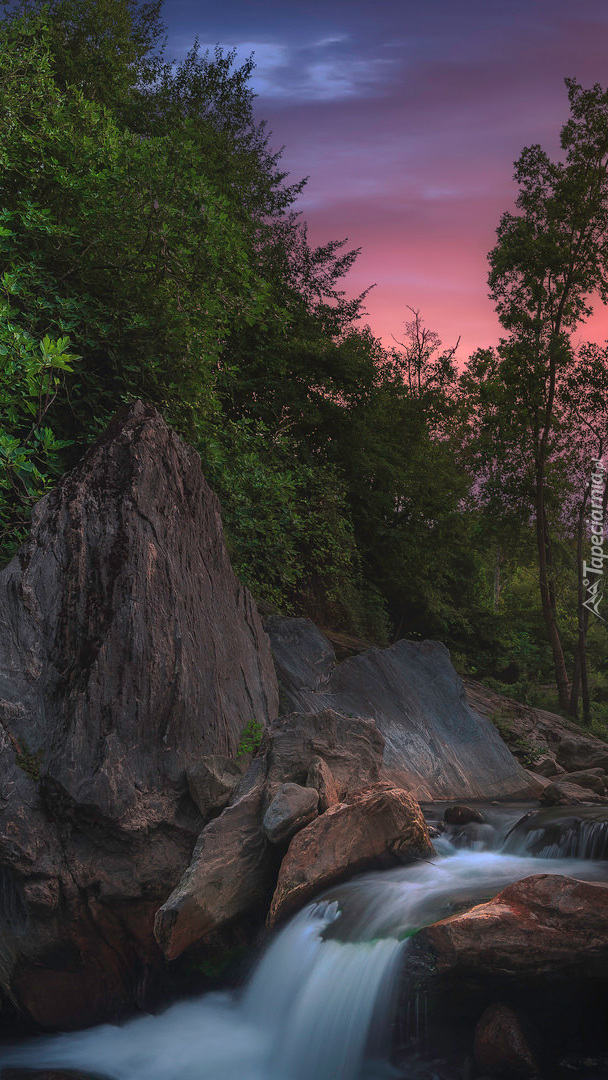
[533, 755, 564, 778]
[186, 755, 243, 818]
[421, 875, 608, 979]
[306, 756, 339, 811]
[268, 785, 433, 925]
[539, 781, 608, 806]
[474, 1003, 539, 1079]
[560, 770, 606, 795]
[444, 804, 484, 825]
[154, 776, 276, 960]
[262, 783, 319, 844]
[0, 402, 278, 1025]
[556, 738, 608, 774]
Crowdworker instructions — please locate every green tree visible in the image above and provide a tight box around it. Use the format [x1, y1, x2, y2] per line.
[487, 78, 608, 711]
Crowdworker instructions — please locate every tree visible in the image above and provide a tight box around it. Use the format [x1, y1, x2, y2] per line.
[488, 78, 608, 712]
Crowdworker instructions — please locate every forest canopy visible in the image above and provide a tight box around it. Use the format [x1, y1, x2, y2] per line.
[1, 0, 607, 728]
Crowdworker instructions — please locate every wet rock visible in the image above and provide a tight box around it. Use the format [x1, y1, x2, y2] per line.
[262, 783, 319, 844]
[556, 738, 608, 774]
[420, 874, 608, 980]
[268, 785, 433, 925]
[444, 805, 485, 826]
[306, 756, 339, 811]
[186, 755, 244, 818]
[474, 1003, 539, 1079]
[266, 618, 533, 800]
[539, 781, 608, 806]
[503, 806, 608, 859]
[0, 402, 278, 1026]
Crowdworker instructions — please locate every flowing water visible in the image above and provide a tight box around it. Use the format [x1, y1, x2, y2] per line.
[1, 805, 608, 1080]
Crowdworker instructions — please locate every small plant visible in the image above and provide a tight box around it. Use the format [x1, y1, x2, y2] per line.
[15, 740, 43, 781]
[236, 718, 264, 760]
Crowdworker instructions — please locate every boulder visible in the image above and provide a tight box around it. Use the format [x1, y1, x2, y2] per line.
[560, 770, 606, 795]
[154, 771, 277, 960]
[186, 755, 244, 818]
[444, 804, 484, 826]
[266, 707, 384, 802]
[474, 1003, 539, 1080]
[0, 403, 278, 1025]
[556, 738, 608, 774]
[266, 618, 533, 800]
[420, 874, 608, 980]
[539, 781, 608, 807]
[306, 756, 339, 811]
[532, 755, 564, 778]
[268, 785, 433, 925]
[262, 783, 319, 844]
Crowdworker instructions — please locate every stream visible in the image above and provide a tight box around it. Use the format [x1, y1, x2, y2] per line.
[1, 804, 608, 1080]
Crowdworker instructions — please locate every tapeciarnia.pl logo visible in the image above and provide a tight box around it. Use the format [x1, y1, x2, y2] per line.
[583, 458, 606, 622]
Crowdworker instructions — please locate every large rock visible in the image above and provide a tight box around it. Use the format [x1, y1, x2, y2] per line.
[268, 785, 433, 925]
[265, 707, 385, 803]
[0, 403, 278, 1025]
[262, 783, 319, 844]
[266, 618, 532, 800]
[420, 874, 608, 980]
[538, 781, 608, 806]
[474, 1003, 539, 1080]
[556, 738, 608, 774]
[154, 768, 278, 961]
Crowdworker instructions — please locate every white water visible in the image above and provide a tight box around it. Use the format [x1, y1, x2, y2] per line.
[1, 817, 608, 1080]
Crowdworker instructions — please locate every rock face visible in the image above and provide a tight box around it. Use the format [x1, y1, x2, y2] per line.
[0, 402, 278, 1025]
[420, 874, 608, 980]
[474, 1003, 539, 1080]
[186, 755, 244, 818]
[153, 710, 390, 959]
[265, 707, 384, 802]
[268, 785, 433, 926]
[266, 617, 532, 800]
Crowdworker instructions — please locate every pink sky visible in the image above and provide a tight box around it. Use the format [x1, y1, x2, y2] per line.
[170, 0, 608, 362]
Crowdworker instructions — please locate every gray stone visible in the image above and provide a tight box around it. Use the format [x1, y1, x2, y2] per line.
[154, 777, 275, 960]
[186, 755, 244, 818]
[262, 782, 319, 843]
[266, 707, 385, 803]
[266, 617, 533, 800]
[0, 402, 278, 1026]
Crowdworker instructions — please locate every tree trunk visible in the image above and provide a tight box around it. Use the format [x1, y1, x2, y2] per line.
[535, 476, 571, 711]
[570, 488, 590, 721]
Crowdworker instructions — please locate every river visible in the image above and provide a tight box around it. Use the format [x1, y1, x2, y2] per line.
[1, 804, 607, 1079]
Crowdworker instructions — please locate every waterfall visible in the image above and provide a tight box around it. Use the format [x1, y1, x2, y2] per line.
[2, 808, 608, 1080]
[502, 808, 608, 860]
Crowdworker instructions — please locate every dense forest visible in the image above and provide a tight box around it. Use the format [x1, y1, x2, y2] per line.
[1, 0, 607, 729]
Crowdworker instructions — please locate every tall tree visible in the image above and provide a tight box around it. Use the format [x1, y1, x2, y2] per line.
[488, 78, 608, 711]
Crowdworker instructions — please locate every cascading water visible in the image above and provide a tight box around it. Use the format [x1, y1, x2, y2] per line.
[1, 805, 608, 1080]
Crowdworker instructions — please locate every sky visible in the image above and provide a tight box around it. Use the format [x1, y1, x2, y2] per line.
[164, 0, 608, 361]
